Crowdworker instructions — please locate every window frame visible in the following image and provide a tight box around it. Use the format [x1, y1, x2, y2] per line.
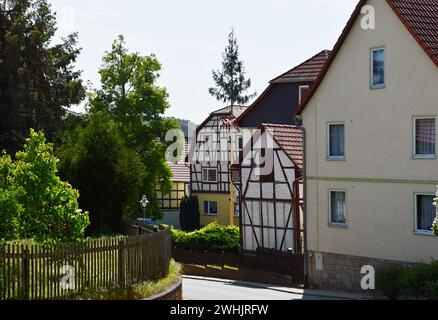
[370, 47, 385, 89]
[327, 122, 346, 161]
[202, 168, 218, 183]
[203, 200, 218, 216]
[328, 189, 348, 228]
[414, 192, 436, 236]
[412, 116, 437, 159]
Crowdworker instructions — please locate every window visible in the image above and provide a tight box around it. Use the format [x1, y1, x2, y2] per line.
[415, 194, 436, 234]
[234, 202, 240, 218]
[327, 123, 345, 160]
[299, 85, 310, 104]
[371, 48, 385, 89]
[329, 190, 347, 226]
[204, 201, 218, 215]
[202, 168, 217, 182]
[414, 117, 436, 158]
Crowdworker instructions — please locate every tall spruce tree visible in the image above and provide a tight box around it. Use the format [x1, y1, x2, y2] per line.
[209, 30, 256, 106]
[0, 0, 85, 153]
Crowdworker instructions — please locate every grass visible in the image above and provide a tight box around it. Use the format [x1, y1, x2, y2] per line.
[74, 260, 181, 300]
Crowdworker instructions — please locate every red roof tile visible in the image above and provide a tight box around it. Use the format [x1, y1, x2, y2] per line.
[270, 50, 331, 84]
[261, 123, 303, 169]
[168, 142, 190, 182]
[294, 0, 438, 117]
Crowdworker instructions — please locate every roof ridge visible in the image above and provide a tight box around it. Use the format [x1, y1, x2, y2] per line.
[269, 49, 332, 84]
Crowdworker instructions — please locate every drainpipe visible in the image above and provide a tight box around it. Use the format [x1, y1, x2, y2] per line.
[301, 126, 309, 289]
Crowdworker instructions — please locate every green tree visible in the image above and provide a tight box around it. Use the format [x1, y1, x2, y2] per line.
[209, 30, 256, 106]
[0, 0, 85, 153]
[58, 112, 146, 234]
[0, 129, 89, 243]
[89, 35, 179, 218]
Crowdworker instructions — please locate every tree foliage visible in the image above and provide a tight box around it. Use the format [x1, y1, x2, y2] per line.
[0, 130, 89, 243]
[209, 30, 256, 106]
[88, 35, 179, 219]
[57, 112, 147, 235]
[179, 196, 200, 231]
[0, 0, 85, 153]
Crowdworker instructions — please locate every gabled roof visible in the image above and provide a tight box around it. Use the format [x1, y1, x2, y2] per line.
[261, 123, 303, 169]
[197, 105, 248, 133]
[270, 50, 331, 84]
[294, 0, 438, 117]
[236, 50, 330, 126]
[168, 141, 190, 183]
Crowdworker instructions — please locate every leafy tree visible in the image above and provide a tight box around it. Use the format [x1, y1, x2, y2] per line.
[209, 30, 256, 106]
[57, 112, 146, 235]
[89, 35, 179, 218]
[0, 0, 85, 153]
[0, 129, 89, 243]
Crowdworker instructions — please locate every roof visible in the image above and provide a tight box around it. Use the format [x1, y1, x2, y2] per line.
[168, 141, 190, 183]
[294, 0, 438, 117]
[270, 50, 331, 84]
[197, 105, 248, 132]
[236, 50, 330, 125]
[261, 123, 303, 169]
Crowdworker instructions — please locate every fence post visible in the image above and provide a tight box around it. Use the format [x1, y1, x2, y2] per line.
[118, 240, 126, 288]
[22, 247, 30, 300]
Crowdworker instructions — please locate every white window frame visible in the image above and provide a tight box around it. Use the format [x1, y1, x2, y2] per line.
[412, 116, 437, 159]
[202, 168, 218, 183]
[414, 192, 436, 236]
[327, 122, 346, 161]
[204, 200, 218, 216]
[328, 189, 347, 227]
[370, 47, 385, 89]
[298, 85, 310, 104]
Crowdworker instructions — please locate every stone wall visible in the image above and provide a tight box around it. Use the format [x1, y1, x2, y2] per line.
[307, 251, 410, 293]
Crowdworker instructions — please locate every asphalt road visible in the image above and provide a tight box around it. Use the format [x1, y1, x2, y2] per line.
[182, 278, 329, 300]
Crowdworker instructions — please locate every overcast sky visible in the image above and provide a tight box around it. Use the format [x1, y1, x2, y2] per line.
[51, 0, 358, 124]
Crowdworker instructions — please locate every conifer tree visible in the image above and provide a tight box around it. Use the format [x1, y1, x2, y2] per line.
[209, 30, 256, 106]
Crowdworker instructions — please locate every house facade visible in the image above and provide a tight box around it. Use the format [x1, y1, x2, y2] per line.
[239, 124, 304, 253]
[235, 52, 328, 253]
[189, 106, 247, 227]
[155, 141, 190, 228]
[295, 0, 438, 291]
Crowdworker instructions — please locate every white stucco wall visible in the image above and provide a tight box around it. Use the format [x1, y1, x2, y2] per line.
[303, 0, 438, 263]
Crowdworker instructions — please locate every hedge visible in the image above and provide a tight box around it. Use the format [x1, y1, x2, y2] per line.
[376, 261, 438, 300]
[171, 223, 239, 254]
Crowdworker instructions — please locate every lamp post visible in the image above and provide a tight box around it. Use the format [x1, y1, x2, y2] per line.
[139, 195, 149, 221]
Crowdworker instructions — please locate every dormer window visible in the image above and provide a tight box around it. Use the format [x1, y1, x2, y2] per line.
[371, 48, 385, 89]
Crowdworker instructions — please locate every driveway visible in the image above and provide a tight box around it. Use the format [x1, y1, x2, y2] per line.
[182, 277, 334, 300]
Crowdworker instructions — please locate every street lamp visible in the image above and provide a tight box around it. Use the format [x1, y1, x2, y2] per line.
[139, 195, 149, 221]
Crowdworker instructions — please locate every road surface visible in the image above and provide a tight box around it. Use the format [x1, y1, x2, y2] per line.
[182, 277, 331, 300]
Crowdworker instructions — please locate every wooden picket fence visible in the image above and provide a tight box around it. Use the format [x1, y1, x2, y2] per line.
[0, 229, 171, 300]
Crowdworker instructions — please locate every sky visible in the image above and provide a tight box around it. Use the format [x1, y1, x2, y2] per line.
[50, 0, 358, 124]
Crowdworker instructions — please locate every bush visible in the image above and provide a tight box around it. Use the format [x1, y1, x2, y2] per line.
[0, 130, 89, 243]
[376, 265, 404, 300]
[171, 223, 240, 254]
[376, 261, 438, 300]
[179, 196, 200, 231]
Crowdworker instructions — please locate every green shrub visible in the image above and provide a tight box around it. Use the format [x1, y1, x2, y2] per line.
[376, 264, 404, 300]
[171, 222, 240, 254]
[377, 261, 438, 300]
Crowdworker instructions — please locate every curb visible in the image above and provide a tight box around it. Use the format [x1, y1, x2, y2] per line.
[144, 278, 183, 300]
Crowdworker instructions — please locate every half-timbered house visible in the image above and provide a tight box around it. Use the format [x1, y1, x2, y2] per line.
[189, 106, 247, 227]
[240, 124, 303, 253]
[234, 52, 329, 253]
